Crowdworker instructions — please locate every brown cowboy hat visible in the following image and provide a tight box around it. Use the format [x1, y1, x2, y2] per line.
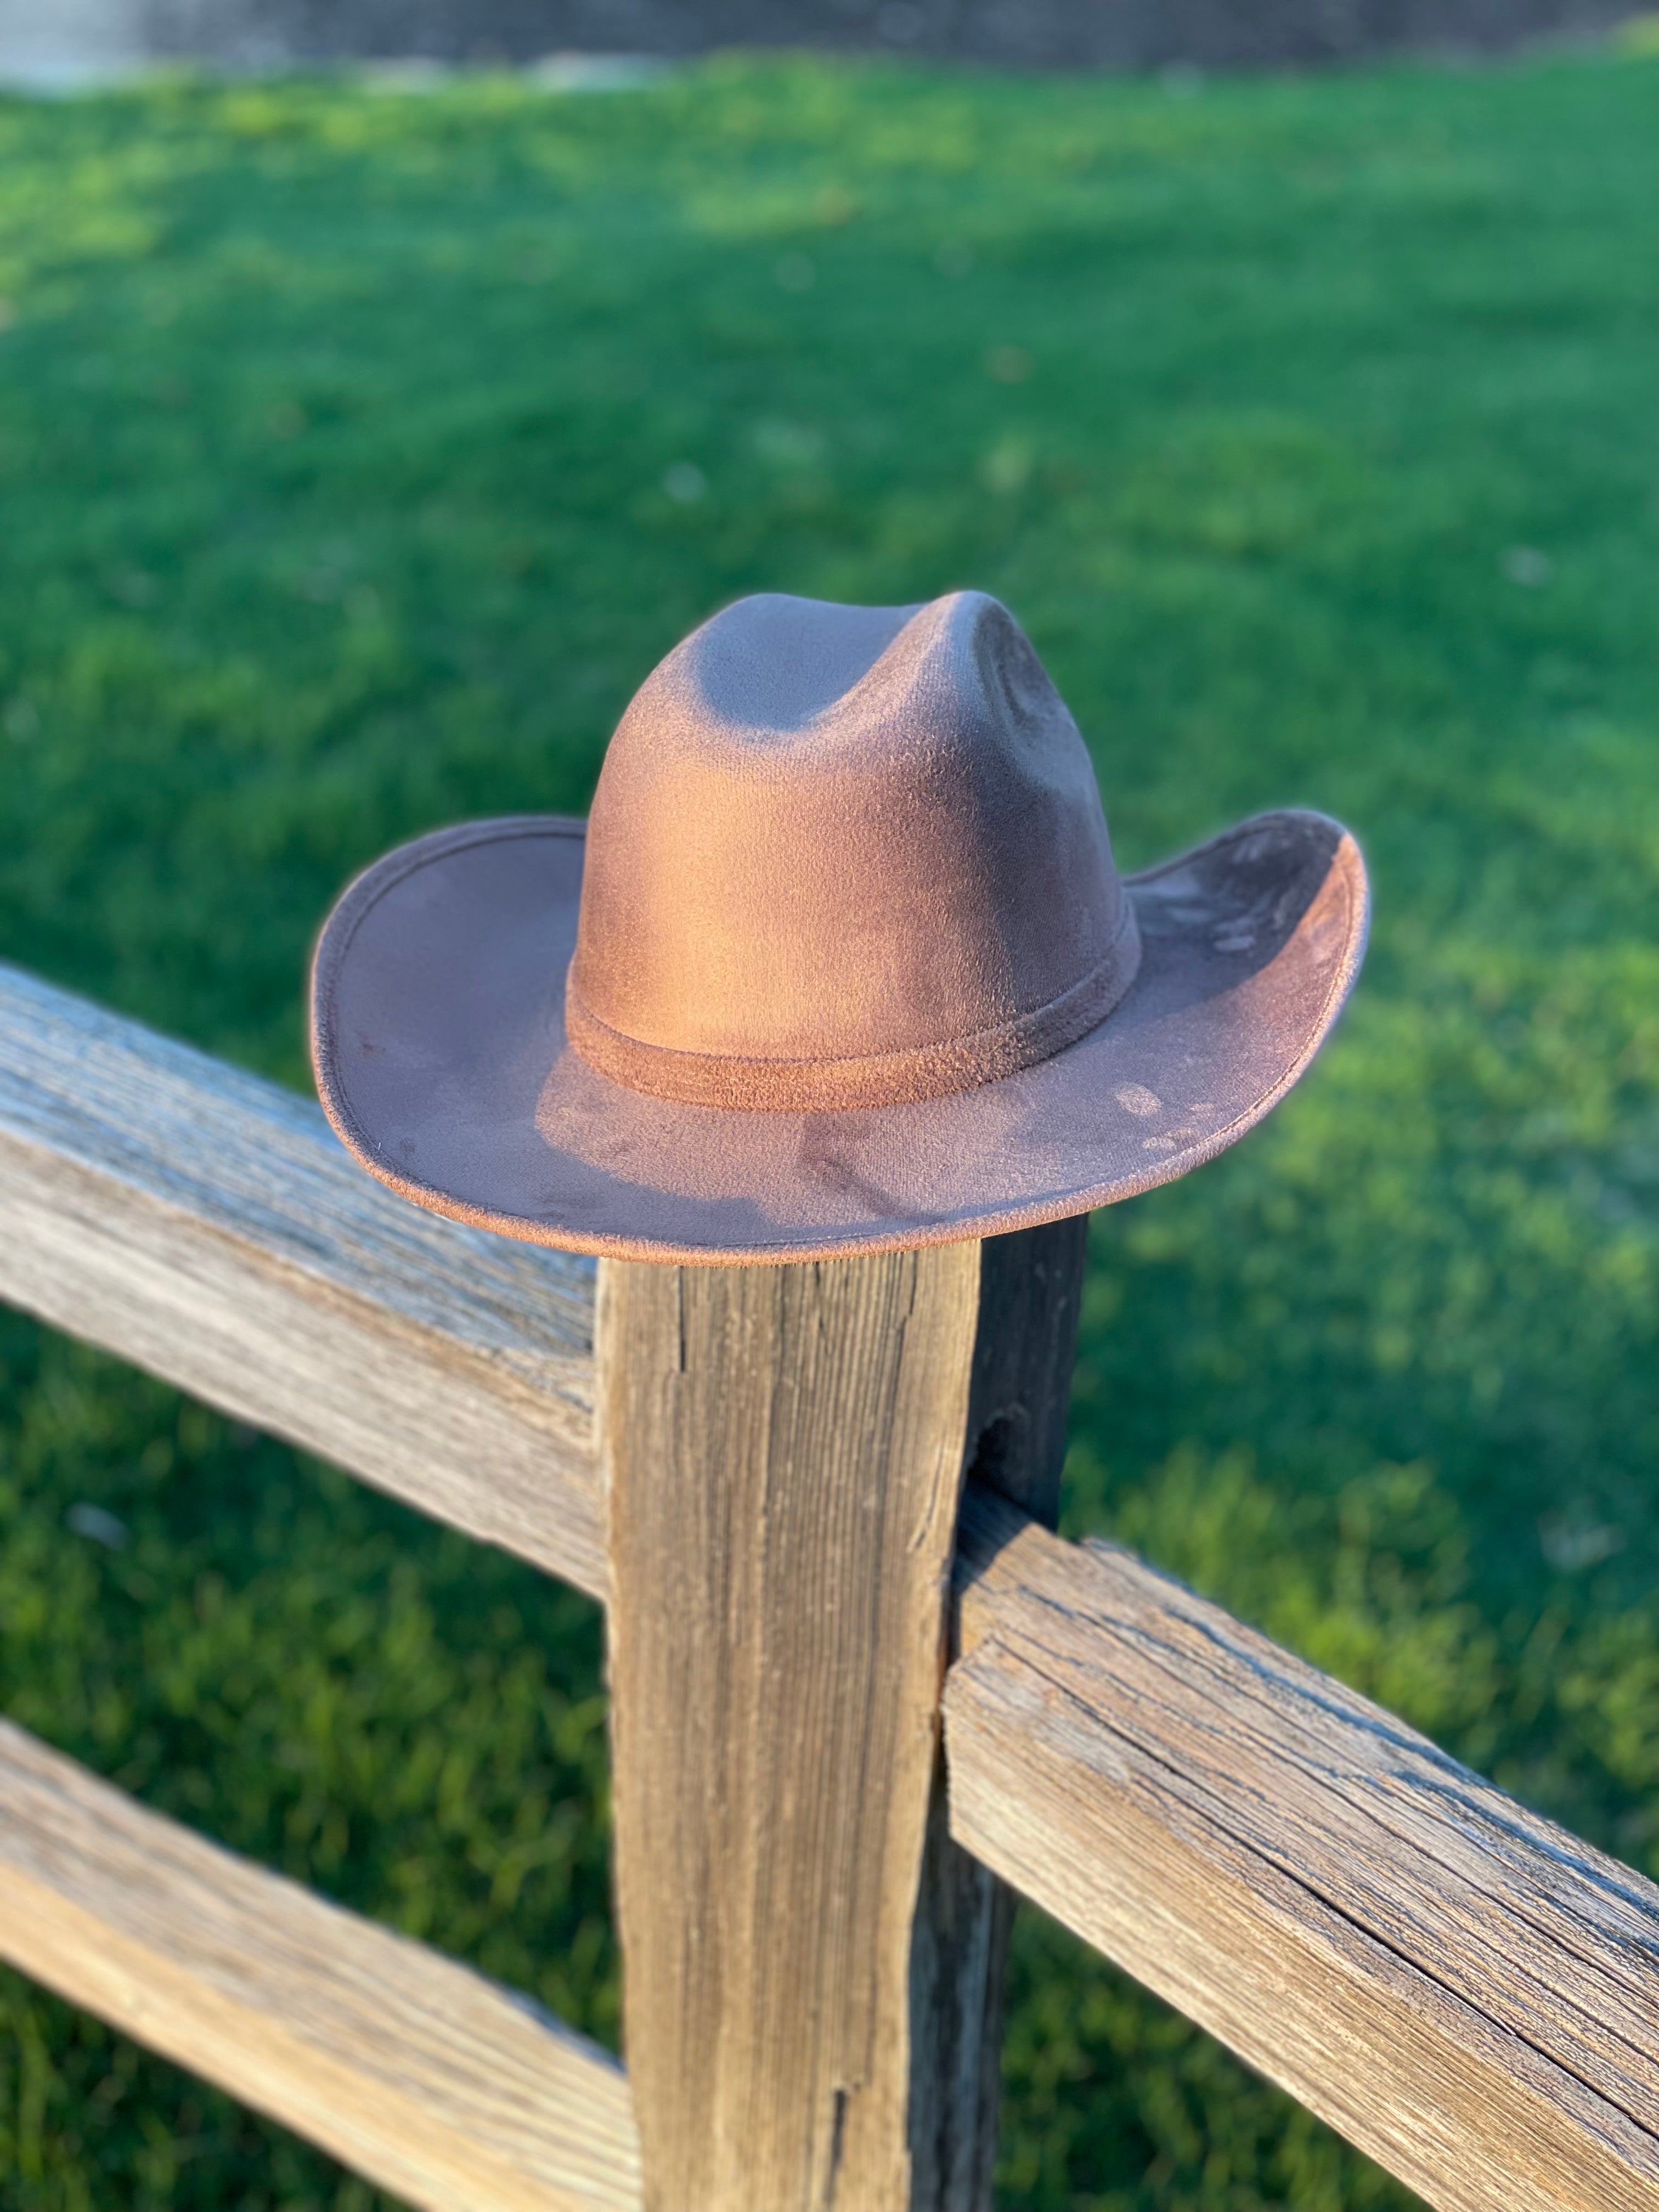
[311, 591, 1368, 1264]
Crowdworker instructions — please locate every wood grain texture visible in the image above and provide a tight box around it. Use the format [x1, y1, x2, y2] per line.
[906, 1215, 1089, 2208]
[962, 1215, 1088, 1530]
[14, 963, 1659, 2210]
[599, 1246, 985, 2212]
[0, 961, 606, 1600]
[946, 1485, 1659, 2212]
[0, 1719, 641, 2212]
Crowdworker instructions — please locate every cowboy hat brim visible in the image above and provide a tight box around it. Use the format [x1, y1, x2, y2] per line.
[309, 807, 1367, 1265]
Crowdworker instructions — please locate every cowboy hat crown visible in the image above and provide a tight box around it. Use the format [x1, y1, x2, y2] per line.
[566, 591, 1141, 1111]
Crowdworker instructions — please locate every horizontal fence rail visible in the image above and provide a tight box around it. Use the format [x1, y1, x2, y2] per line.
[0, 1720, 641, 2212]
[4, 958, 1659, 2212]
[951, 1488, 1659, 2212]
[0, 962, 606, 1599]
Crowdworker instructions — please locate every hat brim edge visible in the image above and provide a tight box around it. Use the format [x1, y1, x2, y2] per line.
[311, 811, 1368, 1266]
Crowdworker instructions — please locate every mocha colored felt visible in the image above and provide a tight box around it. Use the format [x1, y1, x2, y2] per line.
[565, 593, 1141, 1109]
[311, 592, 1369, 1263]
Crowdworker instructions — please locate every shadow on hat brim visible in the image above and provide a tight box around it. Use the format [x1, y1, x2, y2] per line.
[310, 808, 1368, 1266]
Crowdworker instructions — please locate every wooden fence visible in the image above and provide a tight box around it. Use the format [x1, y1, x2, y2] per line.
[1, 952, 1656, 2212]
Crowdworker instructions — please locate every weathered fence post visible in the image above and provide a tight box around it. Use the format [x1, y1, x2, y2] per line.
[305, 582, 1368, 2208]
[598, 1215, 1085, 2212]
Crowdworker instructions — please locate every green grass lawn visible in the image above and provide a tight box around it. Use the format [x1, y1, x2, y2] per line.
[0, 42, 1654, 2209]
